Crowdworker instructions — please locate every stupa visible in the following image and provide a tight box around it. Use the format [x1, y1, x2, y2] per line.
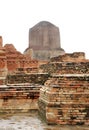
[24, 21, 65, 60]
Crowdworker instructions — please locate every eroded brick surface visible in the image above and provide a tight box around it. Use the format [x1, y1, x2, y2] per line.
[0, 84, 42, 113]
[39, 53, 89, 125]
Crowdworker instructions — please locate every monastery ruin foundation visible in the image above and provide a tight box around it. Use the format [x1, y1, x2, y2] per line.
[0, 21, 89, 125]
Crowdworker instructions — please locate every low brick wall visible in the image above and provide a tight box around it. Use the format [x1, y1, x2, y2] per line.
[0, 77, 6, 85]
[40, 62, 89, 74]
[0, 73, 49, 113]
[38, 74, 89, 125]
[7, 73, 49, 85]
[0, 84, 42, 113]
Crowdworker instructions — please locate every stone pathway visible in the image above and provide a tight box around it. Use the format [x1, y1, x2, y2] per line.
[0, 112, 89, 130]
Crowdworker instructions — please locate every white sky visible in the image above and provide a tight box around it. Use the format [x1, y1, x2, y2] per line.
[0, 0, 89, 58]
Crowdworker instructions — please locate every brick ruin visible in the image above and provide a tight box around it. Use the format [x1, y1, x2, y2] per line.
[0, 36, 48, 83]
[0, 36, 49, 113]
[0, 84, 42, 113]
[0, 36, 48, 113]
[0, 21, 89, 125]
[38, 52, 89, 125]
